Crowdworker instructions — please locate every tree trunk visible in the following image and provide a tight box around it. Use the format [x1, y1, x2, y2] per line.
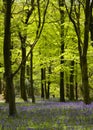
[65, 72, 69, 99]
[43, 68, 47, 99]
[80, 0, 90, 104]
[59, 0, 65, 102]
[47, 84, 50, 99]
[41, 67, 46, 99]
[20, 39, 27, 101]
[69, 60, 74, 101]
[3, 0, 16, 116]
[26, 65, 30, 97]
[81, 56, 90, 104]
[3, 73, 9, 102]
[41, 68, 45, 99]
[30, 50, 35, 103]
[76, 0, 90, 104]
[0, 78, 2, 94]
[75, 62, 78, 100]
[47, 66, 51, 99]
[67, 0, 90, 104]
[18, 0, 35, 101]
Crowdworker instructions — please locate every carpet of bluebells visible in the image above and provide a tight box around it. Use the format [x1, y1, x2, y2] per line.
[0, 99, 93, 130]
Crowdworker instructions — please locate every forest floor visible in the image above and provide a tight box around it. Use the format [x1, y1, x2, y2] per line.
[0, 96, 93, 130]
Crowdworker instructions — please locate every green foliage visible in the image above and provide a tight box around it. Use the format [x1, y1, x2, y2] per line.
[0, 0, 93, 101]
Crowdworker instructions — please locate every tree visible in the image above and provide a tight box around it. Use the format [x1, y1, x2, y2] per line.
[29, 0, 49, 102]
[3, 0, 17, 116]
[11, 0, 49, 103]
[19, 32, 28, 101]
[41, 67, 45, 99]
[75, 62, 78, 100]
[59, 0, 65, 102]
[30, 49, 35, 102]
[18, 0, 35, 101]
[47, 66, 51, 99]
[66, 0, 90, 104]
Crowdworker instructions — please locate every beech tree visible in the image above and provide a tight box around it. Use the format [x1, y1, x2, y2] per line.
[11, 0, 49, 103]
[59, 0, 65, 102]
[66, 0, 90, 104]
[3, 0, 17, 116]
[18, 0, 35, 102]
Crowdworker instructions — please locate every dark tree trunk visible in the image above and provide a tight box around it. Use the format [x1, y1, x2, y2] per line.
[3, 0, 16, 116]
[80, 0, 90, 104]
[43, 68, 47, 99]
[77, 0, 90, 104]
[20, 37, 27, 101]
[18, 1, 35, 101]
[59, 0, 65, 102]
[47, 66, 51, 99]
[65, 72, 69, 99]
[75, 62, 78, 100]
[69, 60, 74, 101]
[41, 68, 45, 99]
[47, 84, 50, 99]
[75, 82, 78, 100]
[41, 67, 46, 99]
[3, 73, 9, 102]
[0, 78, 2, 94]
[26, 65, 30, 97]
[81, 56, 90, 104]
[30, 50, 35, 103]
[66, 0, 90, 104]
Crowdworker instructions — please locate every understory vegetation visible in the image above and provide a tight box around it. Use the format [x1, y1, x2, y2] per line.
[0, 97, 93, 130]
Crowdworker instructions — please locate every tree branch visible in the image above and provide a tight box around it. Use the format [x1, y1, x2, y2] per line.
[12, 0, 49, 77]
[65, 1, 82, 57]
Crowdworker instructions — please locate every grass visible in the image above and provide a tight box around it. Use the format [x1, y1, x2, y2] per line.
[0, 97, 93, 130]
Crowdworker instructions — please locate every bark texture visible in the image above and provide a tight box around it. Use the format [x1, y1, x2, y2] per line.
[3, 0, 17, 116]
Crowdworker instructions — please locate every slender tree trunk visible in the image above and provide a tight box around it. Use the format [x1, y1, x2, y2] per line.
[3, 73, 9, 102]
[41, 67, 46, 99]
[3, 0, 16, 116]
[59, 0, 65, 102]
[75, 62, 78, 100]
[41, 68, 45, 99]
[81, 56, 90, 104]
[65, 72, 69, 99]
[30, 50, 35, 103]
[47, 84, 50, 99]
[66, 0, 90, 104]
[43, 68, 47, 99]
[47, 66, 51, 99]
[0, 78, 2, 94]
[18, 0, 35, 101]
[26, 65, 30, 97]
[20, 39, 27, 101]
[69, 60, 74, 101]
